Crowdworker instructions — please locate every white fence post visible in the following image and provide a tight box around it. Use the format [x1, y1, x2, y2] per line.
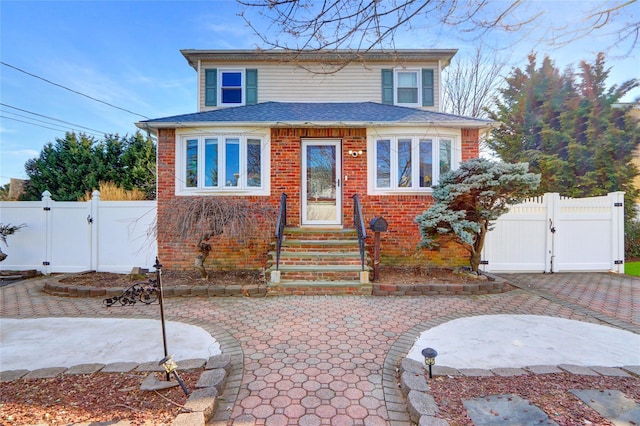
[90, 190, 100, 271]
[42, 190, 53, 275]
[610, 191, 625, 273]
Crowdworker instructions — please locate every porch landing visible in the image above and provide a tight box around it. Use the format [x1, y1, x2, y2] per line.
[267, 227, 372, 296]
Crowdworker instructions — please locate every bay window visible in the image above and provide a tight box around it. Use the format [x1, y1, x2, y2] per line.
[180, 134, 268, 194]
[373, 135, 456, 192]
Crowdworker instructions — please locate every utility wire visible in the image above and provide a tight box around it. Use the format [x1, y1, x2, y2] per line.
[0, 111, 104, 138]
[1, 61, 150, 119]
[1, 103, 108, 134]
[0, 115, 78, 135]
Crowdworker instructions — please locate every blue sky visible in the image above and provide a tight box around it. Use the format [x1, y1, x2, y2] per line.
[1, 0, 638, 187]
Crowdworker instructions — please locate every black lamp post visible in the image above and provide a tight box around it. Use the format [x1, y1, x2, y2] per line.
[421, 347, 438, 379]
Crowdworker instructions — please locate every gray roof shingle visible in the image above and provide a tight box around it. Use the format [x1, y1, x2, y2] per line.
[138, 102, 492, 128]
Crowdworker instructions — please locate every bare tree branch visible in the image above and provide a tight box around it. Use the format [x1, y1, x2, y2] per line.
[547, 0, 639, 55]
[238, 0, 538, 52]
[238, 0, 638, 55]
[442, 43, 506, 119]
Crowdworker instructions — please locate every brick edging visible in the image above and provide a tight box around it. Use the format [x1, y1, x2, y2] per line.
[42, 272, 512, 298]
[42, 276, 268, 298]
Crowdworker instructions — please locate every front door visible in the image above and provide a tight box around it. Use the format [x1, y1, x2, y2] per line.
[302, 139, 342, 226]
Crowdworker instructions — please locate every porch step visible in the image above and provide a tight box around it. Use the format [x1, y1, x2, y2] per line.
[280, 240, 361, 253]
[269, 280, 373, 296]
[267, 251, 367, 267]
[267, 227, 371, 295]
[270, 264, 366, 281]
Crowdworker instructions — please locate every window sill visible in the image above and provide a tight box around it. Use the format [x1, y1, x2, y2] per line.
[176, 188, 270, 196]
[369, 188, 434, 196]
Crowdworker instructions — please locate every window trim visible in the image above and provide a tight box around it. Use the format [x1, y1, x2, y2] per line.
[175, 130, 270, 196]
[218, 68, 245, 107]
[394, 68, 421, 107]
[367, 131, 460, 195]
[382, 68, 436, 107]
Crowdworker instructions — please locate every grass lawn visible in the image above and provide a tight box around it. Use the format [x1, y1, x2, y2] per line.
[625, 261, 640, 276]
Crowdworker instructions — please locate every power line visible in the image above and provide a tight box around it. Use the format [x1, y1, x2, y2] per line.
[0, 115, 75, 135]
[0, 112, 104, 138]
[1, 103, 109, 135]
[1, 61, 150, 119]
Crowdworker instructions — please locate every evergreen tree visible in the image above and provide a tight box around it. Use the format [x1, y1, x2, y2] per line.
[488, 53, 640, 218]
[119, 132, 157, 199]
[416, 158, 540, 272]
[24, 132, 98, 201]
[23, 131, 156, 201]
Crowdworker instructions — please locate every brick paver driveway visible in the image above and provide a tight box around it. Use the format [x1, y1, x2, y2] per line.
[1, 272, 637, 425]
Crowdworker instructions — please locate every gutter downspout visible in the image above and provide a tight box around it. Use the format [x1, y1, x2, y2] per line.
[197, 59, 201, 112]
[438, 59, 442, 112]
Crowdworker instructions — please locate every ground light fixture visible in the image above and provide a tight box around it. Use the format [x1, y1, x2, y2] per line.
[159, 354, 190, 395]
[421, 347, 438, 378]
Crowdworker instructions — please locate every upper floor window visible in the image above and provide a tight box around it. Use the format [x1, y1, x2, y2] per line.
[204, 68, 258, 107]
[382, 68, 434, 107]
[395, 71, 419, 105]
[372, 135, 455, 192]
[220, 70, 243, 105]
[179, 133, 269, 195]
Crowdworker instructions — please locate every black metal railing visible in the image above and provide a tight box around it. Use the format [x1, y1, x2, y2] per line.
[275, 193, 287, 270]
[352, 194, 367, 271]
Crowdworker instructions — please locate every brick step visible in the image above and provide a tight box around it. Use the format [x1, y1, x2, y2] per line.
[270, 265, 367, 282]
[267, 251, 368, 267]
[282, 228, 358, 241]
[282, 239, 358, 251]
[268, 280, 373, 296]
[272, 259, 365, 267]
[269, 227, 371, 289]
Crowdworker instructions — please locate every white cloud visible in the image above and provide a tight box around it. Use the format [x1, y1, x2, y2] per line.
[3, 149, 39, 158]
[0, 126, 17, 134]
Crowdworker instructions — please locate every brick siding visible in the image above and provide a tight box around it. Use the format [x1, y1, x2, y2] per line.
[157, 127, 479, 270]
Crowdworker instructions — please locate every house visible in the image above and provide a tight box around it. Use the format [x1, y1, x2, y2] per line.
[137, 49, 492, 294]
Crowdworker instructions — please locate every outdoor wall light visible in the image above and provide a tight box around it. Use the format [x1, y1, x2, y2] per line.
[421, 347, 438, 379]
[159, 354, 190, 395]
[348, 150, 363, 157]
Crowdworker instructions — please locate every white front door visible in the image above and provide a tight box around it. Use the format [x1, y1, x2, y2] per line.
[301, 139, 342, 226]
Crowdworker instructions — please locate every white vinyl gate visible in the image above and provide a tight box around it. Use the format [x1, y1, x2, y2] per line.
[481, 192, 625, 274]
[0, 191, 157, 274]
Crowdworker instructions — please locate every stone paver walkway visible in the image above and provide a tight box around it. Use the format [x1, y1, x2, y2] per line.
[506, 272, 639, 333]
[1, 272, 638, 425]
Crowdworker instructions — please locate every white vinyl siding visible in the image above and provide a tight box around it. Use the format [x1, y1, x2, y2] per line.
[197, 61, 441, 111]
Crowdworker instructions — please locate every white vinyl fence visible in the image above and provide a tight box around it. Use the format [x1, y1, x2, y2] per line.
[0, 191, 157, 274]
[481, 192, 625, 274]
[0, 190, 626, 275]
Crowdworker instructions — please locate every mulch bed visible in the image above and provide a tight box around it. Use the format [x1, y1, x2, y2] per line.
[42, 266, 513, 298]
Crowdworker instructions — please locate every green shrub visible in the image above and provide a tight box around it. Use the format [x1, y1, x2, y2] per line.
[625, 219, 640, 259]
